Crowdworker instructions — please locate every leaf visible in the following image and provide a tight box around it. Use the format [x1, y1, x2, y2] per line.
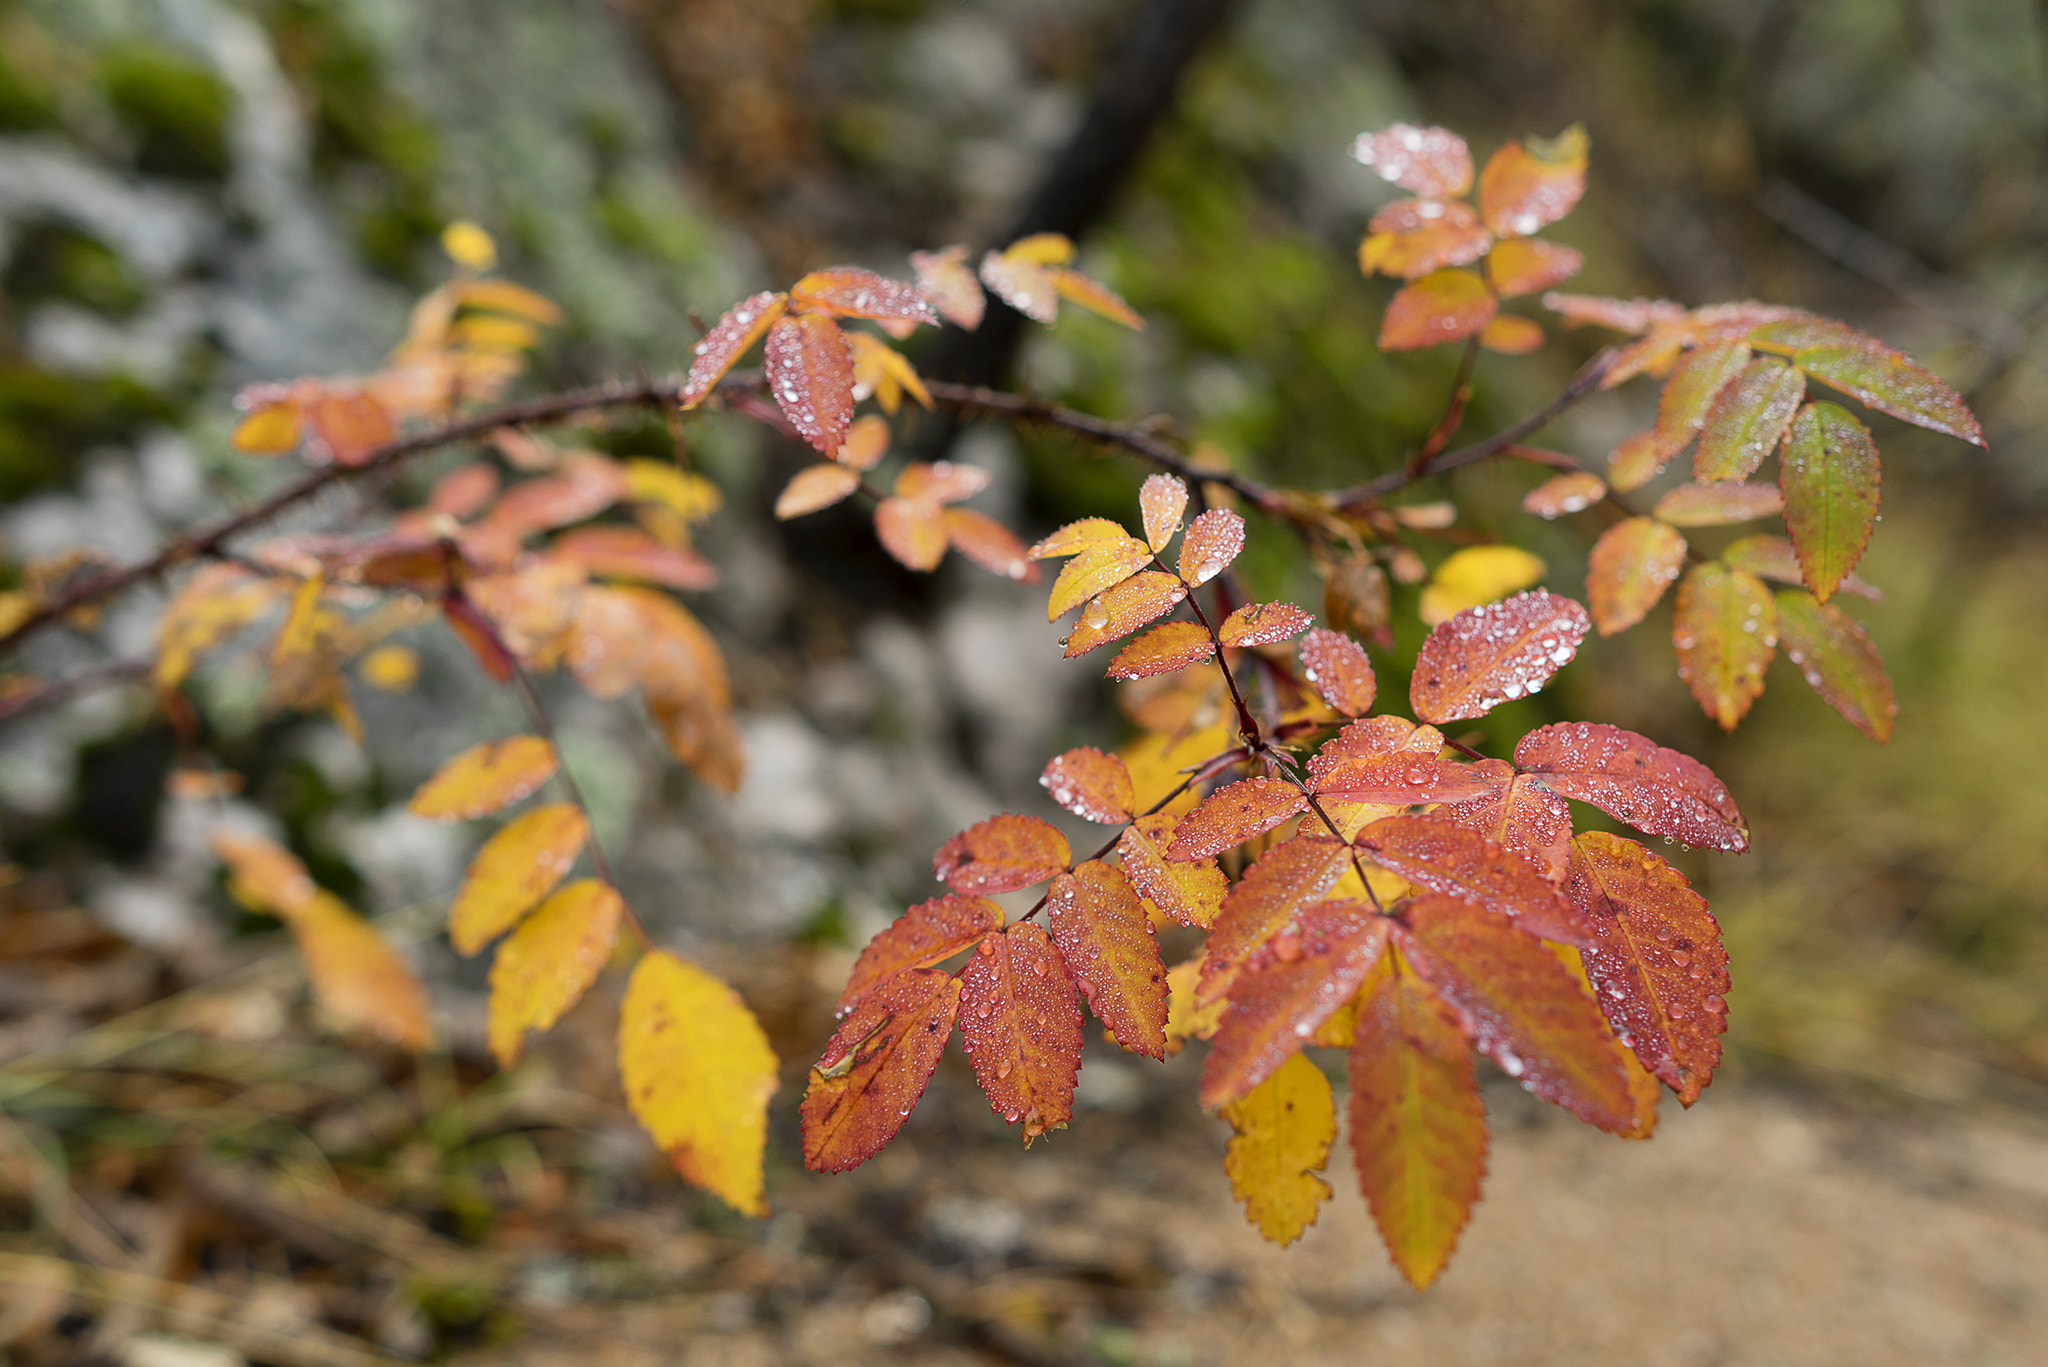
[1118, 813, 1228, 929]
[1176, 508, 1246, 585]
[1748, 317, 1985, 446]
[485, 453, 630, 539]
[1397, 894, 1637, 1132]
[1605, 429, 1665, 492]
[788, 267, 938, 326]
[1165, 957, 1227, 1054]
[1028, 517, 1132, 560]
[1003, 232, 1077, 265]
[287, 890, 432, 1051]
[1478, 314, 1545, 355]
[958, 922, 1083, 1142]
[1046, 266, 1145, 329]
[1567, 833, 1728, 1106]
[552, 527, 718, 591]
[449, 802, 589, 955]
[1046, 861, 1169, 1058]
[211, 830, 317, 916]
[838, 894, 1004, 1014]
[1198, 835, 1352, 1004]
[1359, 814, 1590, 946]
[1774, 590, 1897, 743]
[978, 249, 1058, 323]
[626, 458, 723, 521]
[1047, 536, 1153, 621]
[1485, 237, 1583, 297]
[1221, 1052, 1336, 1247]
[1106, 621, 1216, 680]
[763, 313, 857, 455]
[679, 291, 787, 408]
[1297, 628, 1377, 717]
[1307, 748, 1495, 807]
[1358, 198, 1494, 279]
[1379, 268, 1497, 351]
[232, 399, 301, 454]
[1586, 517, 1688, 635]
[1653, 341, 1751, 459]
[802, 969, 963, 1173]
[1349, 124, 1475, 199]
[1168, 779, 1309, 861]
[455, 277, 562, 325]
[775, 463, 862, 519]
[1201, 902, 1389, 1107]
[933, 814, 1072, 894]
[846, 335, 928, 416]
[487, 878, 622, 1067]
[1514, 721, 1748, 852]
[1062, 571, 1186, 656]
[1418, 545, 1546, 625]
[1409, 588, 1589, 723]
[155, 564, 289, 690]
[1521, 470, 1607, 519]
[895, 460, 989, 504]
[305, 388, 395, 467]
[1476, 124, 1588, 236]
[910, 245, 986, 330]
[1653, 482, 1783, 527]
[619, 952, 778, 1216]
[1722, 534, 1882, 602]
[1780, 401, 1881, 603]
[1139, 473, 1189, 552]
[1673, 562, 1777, 729]
[1348, 945, 1487, 1289]
[1543, 292, 1685, 335]
[1435, 759, 1573, 883]
[1694, 355, 1805, 482]
[1218, 601, 1313, 647]
[1040, 748, 1135, 824]
[444, 592, 518, 683]
[873, 496, 948, 571]
[410, 736, 558, 821]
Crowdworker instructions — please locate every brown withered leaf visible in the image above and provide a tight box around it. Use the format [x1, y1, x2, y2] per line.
[1106, 621, 1215, 680]
[1476, 124, 1587, 236]
[803, 969, 963, 1173]
[1775, 590, 1896, 743]
[1040, 747, 1135, 824]
[449, 802, 589, 955]
[838, 893, 1004, 1015]
[1587, 517, 1688, 636]
[1380, 268, 1497, 351]
[1197, 835, 1352, 1005]
[1409, 588, 1589, 722]
[1118, 813, 1228, 929]
[958, 923, 1083, 1142]
[789, 267, 938, 326]
[1046, 861, 1169, 1058]
[1514, 721, 1748, 852]
[1297, 627, 1377, 717]
[1359, 814, 1590, 946]
[410, 736, 557, 820]
[775, 464, 862, 520]
[1168, 778, 1309, 861]
[1201, 902, 1388, 1108]
[1349, 123, 1474, 199]
[1218, 602, 1313, 648]
[1062, 572, 1186, 656]
[763, 313, 856, 455]
[487, 878, 621, 1067]
[1673, 562, 1776, 729]
[933, 814, 1072, 894]
[942, 509, 1037, 582]
[1177, 508, 1246, 586]
[680, 291, 787, 408]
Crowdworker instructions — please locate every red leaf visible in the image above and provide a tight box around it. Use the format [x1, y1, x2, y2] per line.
[1408, 588, 1590, 722]
[1435, 759, 1573, 884]
[1168, 778, 1309, 861]
[305, 388, 395, 467]
[429, 462, 499, 519]
[943, 508, 1038, 583]
[1201, 902, 1389, 1107]
[1521, 470, 1607, 519]
[775, 463, 862, 520]
[1475, 125, 1588, 237]
[1653, 482, 1783, 527]
[1748, 316, 1985, 446]
[1653, 340, 1752, 459]
[1349, 124, 1475, 199]
[789, 267, 938, 326]
[1514, 721, 1748, 852]
[1774, 590, 1896, 743]
[763, 312, 856, 455]
[1673, 562, 1777, 729]
[1358, 814, 1590, 946]
[443, 592, 518, 683]
[1106, 621, 1215, 680]
[910, 245, 986, 330]
[958, 923, 1083, 1141]
[1297, 628, 1377, 717]
[1062, 571, 1186, 656]
[1040, 747, 1135, 824]
[1197, 835, 1353, 1004]
[1586, 517, 1688, 636]
[1138, 473, 1189, 552]
[1568, 832, 1728, 1105]
[803, 969, 963, 1172]
[1695, 355, 1805, 482]
[1379, 268, 1497, 351]
[837, 893, 1005, 1015]
[1176, 508, 1246, 586]
[1046, 861, 1169, 1058]
[1307, 751, 1495, 807]
[680, 291, 787, 408]
[1485, 238, 1583, 297]
[1118, 813, 1227, 930]
[485, 454, 630, 541]
[1218, 601, 1313, 647]
[1780, 401, 1881, 603]
[1397, 894, 1639, 1133]
[873, 497, 948, 571]
[933, 814, 1072, 894]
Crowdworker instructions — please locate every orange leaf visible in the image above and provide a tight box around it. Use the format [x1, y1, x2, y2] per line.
[1359, 814, 1591, 946]
[1176, 508, 1245, 585]
[834, 411, 892, 470]
[1201, 902, 1388, 1107]
[1586, 517, 1688, 636]
[288, 890, 431, 1051]
[788, 266, 937, 326]
[1653, 482, 1783, 528]
[1349, 124, 1475, 199]
[680, 291, 787, 408]
[1046, 861, 1169, 1058]
[449, 802, 589, 955]
[978, 250, 1058, 323]
[1515, 721, 1747, 852]
[1775, 590, 1897, 743]
[1165, 956, 1227, 1054]
[618, 951, 779, 1216]
[1197, 835, 1352, 1004]
[910, 245, 985, 330]
[1039, 747, 1135, 824]
[211, 830, 316, 917]
[1117, 813, 1227, 929]
[1298, 628, 1377, 717]
[1695, 355, 1805, 482]
[487, 878, 622, 1067]
[1605, 429, 1665, 492]
[837, 893, 1004, 1015]
[1652, 340, 1751, 459]
[1408, 588, 1589, 723]
[1046, 266, 1144, 330]
[1434, 759, 1573, 884]
[1568, 833, 1728, 1106]
[873, 496, 947, 571]
[1478, 314, 1544, 355]
[943, 508, 1038, 582]
[1521, 470, 1606, 518]
[1168, 778, 1308, 861]
[1485, 237, 1583, 297]
[231, 399, 301, 454]
[894, 459, 989, 504]
[1378, 268, 1496, 351]
[1217, 601, 1312, 648]
[933, 813, 1071, 894]
[1221, 1051, 1336, 1247]
[443, 592, 518, 683]
[1673, 562, 1776, 729]
[958, 922, 1083, 1142]
[775, 463, 862, 520]
[1307, 751, 1494, 807]
[410, 736, 558, 821]
[305, 388, 395, 467]
[1062, 571, 1186, 656]
[154, 564, 290, 689]
[1138, 473, 1189, 552]
[1359, 198, 1493, 279]
[764, 313, 856, 455]
[485, 453, 630, 540]
[1027, 517, 1130, 560]
[1046, 535, 1152, 621]
[1396, 894, 1637, 1132]
[1106, 620, 1215, 680]
[1475, 124, 1588, 237]
[802, 968, 963, 1172]
[1348, 945, 1486, 1289]
[429, 462, 500, 519]
[551, 526, 718, 590]
[1543, 292, 1684, 336]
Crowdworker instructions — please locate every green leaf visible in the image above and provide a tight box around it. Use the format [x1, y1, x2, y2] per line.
[1694, 356, 1805, 482]
[1749, 317, 1984, 447]
[1774, 591, 1897, 743]
[1779, 402, 1880, 603]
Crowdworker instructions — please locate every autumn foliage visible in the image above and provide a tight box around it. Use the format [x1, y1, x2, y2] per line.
[0, 122, 1984, 1290]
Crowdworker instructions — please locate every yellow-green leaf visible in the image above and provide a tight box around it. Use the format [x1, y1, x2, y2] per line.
[1775, 590, 1897, 743]
[487, 878, 622, 1067]
[1779, 401, 1881, 603]
[1220, 1051, 1336, 1247]
[1673, 563, 1777, 730]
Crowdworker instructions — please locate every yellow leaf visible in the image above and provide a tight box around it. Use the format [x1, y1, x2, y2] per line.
[409, 736, 558, 821]
[619, 951, 780, 1217]
[448, 802, 590, 955]
[1003, 232, 1076, 266]
[442, 220, 498, 271]
[211, 829, 316, 917]
[289, 889, 432, 1051]
[626, 459, 722, 523]
[457, 278, 564, 326]
[1118, 713, 1233, 816]
[231, 401, 301, 454]
[1419, 545, 1546, 625]
[487, 878, 622, 1067]
[358, 644, 420, 692]
[1163, 957, 1226, 1056]
[1220, 1051, 1336, 1246]
[1047, 266, 1145, 330]
[155, 564, 289, 690]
